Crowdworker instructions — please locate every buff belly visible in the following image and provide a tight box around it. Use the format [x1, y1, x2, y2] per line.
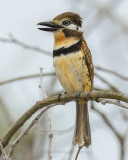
[53, 51, 91, 93]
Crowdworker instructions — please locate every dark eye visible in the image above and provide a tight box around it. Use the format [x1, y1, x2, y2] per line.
[62, 20, 71, 26]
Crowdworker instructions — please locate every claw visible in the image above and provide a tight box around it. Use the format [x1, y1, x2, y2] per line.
[58, 93, 62, 102]
[58, 92, 67, 102]
[64, 91, 67, 95]
[75, 91, 82, 102]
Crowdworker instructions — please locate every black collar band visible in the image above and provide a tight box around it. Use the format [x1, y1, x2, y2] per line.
[53, 40, 82, 57]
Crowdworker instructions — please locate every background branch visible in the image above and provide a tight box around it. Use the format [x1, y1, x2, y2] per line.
[75, 143, 85, 160]
[91, 102, 126, 160]
[0, 139, 9, 160]
[96, 98, 128, 109]
[0, 34, 52, 56]
[0, 72, 55, 85]
[8, 103, 57, 158]
[95, 66, 128, 81]
[39, 68, 53, 160]
[95, 73, 120, 92]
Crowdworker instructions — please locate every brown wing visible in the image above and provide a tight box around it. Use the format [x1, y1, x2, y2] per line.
[81, 36, 94, 89]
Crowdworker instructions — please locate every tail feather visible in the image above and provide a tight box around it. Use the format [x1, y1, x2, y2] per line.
[73, 101, 91, 147]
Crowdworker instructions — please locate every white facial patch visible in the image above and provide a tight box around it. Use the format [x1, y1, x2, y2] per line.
[66, 24, 78, 30]
[66, 24, 82, 31]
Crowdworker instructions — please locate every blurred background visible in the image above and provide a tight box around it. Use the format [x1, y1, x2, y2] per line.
[0, 0, 128, 160]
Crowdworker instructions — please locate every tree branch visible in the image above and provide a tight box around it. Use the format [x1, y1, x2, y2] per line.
[0, 91, 128, 155]
[1, 66, 127, 88]
[0, 72, 55, 85]
[95, 66, 128, 81]
[39, 68, 53, 160]
[91, 102, 126, 160]
[0, 34, 52, 57]
[7, 103, 57, 158]
[0, 139, 10, 160]
[95, 73, 120, 92]
[75, 143, 85, 160]
[96, 98, 128, 109]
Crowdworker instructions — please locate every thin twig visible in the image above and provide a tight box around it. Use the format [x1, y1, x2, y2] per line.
[91, 103, 121, 140]
[95, 73, 120, 92]
[104, 6, 128, 34]
[93, 87, 111, 92]
[39, 68, 48, 98]
[0, 34, 52, 56]
[88, 0, 128, 35]
[0, 72, 55, 85]
[75, 143, 85, 160]
[41, 125, 74, 135]
[95, 66, 128, 81]
[91, 102, 126, 160]
[0, 139, 9, 160]
[8, 103, 57, 158]
[120, 140, 125, 160]
[0, 72, 115, 94]
[97, 99, 128, 109]
[39, 68, 53, 160]
[0, 66, 127, 86]
[68, 145, 75, 160]
[85, 0, 123, 36]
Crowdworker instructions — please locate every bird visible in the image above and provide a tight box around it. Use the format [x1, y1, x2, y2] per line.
[37, 12, 94, 147]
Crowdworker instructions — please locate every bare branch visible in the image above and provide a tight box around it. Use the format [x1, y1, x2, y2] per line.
[68, 145, 75, 160]
[91, 102, 126, 160]
[39, 68, 53, 160]
[104, 7, 128, 34]
[85, 0, 123, 36]
[41, 125, 74, 135]
[88, 0, 128, 35]
[75, 143, 85, 160]
[8, 103, 57, 158]
[95, 66, 128, 81]
[0, 35, 52, 56]
[1, 66, 127, 87]
[91, 103, 121, 140]
[0, 72, 55, 85]
[39, 68, 48, 98]
[120, 140, 125, 160]
[95, 73, 120, 92]
[93, 87, 111, 92]
[0, 139, 10, 160]
[97, 99, 128, 109]
[0, 91, 128, 155]
[0, 72, 114, 94]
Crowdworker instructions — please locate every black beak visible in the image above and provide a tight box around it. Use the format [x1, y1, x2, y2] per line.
[37, 21, 63, 32]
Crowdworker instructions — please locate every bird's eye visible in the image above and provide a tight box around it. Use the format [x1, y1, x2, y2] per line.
[62, 20, 71, 26]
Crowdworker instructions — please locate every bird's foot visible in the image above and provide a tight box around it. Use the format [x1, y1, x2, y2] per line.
[58, 92, 67, 102]
[75, 91, 82, 102]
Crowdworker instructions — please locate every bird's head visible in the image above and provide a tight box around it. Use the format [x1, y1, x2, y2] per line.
[37, 12, 82, 33]
[37, 12, 83, 50]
